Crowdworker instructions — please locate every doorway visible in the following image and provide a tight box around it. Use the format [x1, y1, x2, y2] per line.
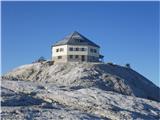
[81, 55, 85, 62]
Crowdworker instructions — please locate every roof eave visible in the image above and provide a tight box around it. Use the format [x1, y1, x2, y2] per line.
[52, 44, 100, 48]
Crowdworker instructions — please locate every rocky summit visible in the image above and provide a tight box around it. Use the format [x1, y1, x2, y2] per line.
[1, 62, 160, 120]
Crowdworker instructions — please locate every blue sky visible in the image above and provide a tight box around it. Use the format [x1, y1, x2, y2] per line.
[2, 1, 159, 87]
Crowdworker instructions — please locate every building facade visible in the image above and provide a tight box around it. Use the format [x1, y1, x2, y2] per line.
[51, 31, 103, 62]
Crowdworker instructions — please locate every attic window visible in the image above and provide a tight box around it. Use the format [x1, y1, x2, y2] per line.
[76, 39, 83, 43]
[80, 40, 83, 42]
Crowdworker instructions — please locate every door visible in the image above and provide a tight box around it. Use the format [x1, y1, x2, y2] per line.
[81, 55, 85, 61]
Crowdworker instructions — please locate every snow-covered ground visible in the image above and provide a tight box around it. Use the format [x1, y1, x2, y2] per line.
[1, 79, 160, 120]
[3, 62, 159, 101]
[1, 62, 160, 119]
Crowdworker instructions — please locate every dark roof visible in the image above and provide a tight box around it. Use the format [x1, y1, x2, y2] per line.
[52, 31, 100, 48]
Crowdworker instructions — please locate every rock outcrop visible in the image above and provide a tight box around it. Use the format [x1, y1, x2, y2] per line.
[1, 62, 160, 120]
[3, 62, 160, 101]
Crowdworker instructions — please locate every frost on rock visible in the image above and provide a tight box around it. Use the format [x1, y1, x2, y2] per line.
[3, 62, 159, 101]
[1, 62, 160, 120]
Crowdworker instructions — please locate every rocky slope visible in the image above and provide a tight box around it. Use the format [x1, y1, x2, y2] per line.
[3, 62, 160, 101]
[1, 62, 160, 120]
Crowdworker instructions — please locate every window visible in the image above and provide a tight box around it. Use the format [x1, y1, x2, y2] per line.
[69, 47, 73, 51]
[75, 48, 79, 51]
[69, 55, 73, 59]
[81, 48, 85, 51]
[90, 48, 97, 53]
[80, 40, 83, 42]
[56, 49, 59, 52]
[75, 55, 79, 59]
[90, 48, 93, 52]
[60, 48, 64, 52]
[94, 49, 97, 53]
[75, 39, 83, 43]
[58, 56, 62, 59]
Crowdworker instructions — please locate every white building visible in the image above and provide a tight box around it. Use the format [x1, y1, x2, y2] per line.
[51, 31, 104, 62]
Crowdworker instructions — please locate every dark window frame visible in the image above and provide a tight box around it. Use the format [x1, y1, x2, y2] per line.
[75, 48, 79, 51]
[90, 48, 93, 52]
[69, 55, 73, 59]
[69, 47, 73, 51]
[58, 56, 62, 59]
[75, 55, 79, 59]
[80, 40, 83, 42]
[81, 55, 85, 61]
[94, 49, 97, 53]
[60, 48, 64, 52]
[56, 49, 59, 52]
[81, 48, 85, 51]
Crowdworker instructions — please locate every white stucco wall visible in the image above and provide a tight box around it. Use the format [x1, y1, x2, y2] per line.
[87, 46, 100, 57]
[52, 45, 100, 58]
[52, 45, 68, 57]
[67, 45, 88, 55]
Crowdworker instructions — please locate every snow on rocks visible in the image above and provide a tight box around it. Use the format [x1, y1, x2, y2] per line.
[1, 79, 160, 120]
[1, 62, 160, 119]
[3, 62, 160, 101]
